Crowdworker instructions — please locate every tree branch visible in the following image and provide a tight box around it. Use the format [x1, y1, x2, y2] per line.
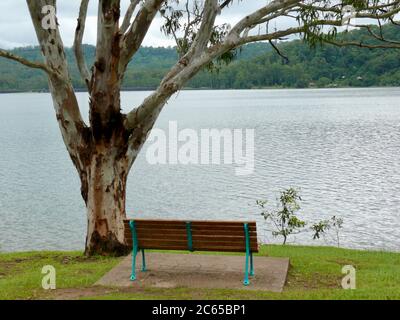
[73, 0, 91, 89]
[161, 0, 220, 86]
[229, 0, 301, 37]
[119, 0, 165, 73]
[323, 38, 400, 49]
[0, 49, 54, 75]
[120, 0, 140, 34]
[188, 0, 219, 57]
[269, 40, 290, 63]
[26, 0, 88, 173]
[220, 0, 233, 10]
[357, 24, 400, 46]
[124, 0, 219, 130]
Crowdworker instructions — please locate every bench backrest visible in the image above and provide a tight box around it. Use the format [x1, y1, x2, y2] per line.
[124, 219, 258, 253]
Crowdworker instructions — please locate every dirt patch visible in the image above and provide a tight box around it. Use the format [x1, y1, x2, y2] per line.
[59, 255, 99, 264]
[0, 254, 54, 268]
[46, 287, 119, 300]
[46, 286, 197, 300]
[0, 261, 21, 277]
[286, 270, 341, 290]
[328, 258, 357, 266]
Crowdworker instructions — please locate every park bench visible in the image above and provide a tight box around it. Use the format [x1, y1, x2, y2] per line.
[124, 219, 258, 286]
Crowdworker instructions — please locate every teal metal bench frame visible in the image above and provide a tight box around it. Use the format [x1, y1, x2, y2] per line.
[129, 220, 255, 285]
[243, 223, 254, 285]
[129, 221, 146, 281]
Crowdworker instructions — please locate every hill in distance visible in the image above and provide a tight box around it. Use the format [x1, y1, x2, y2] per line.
[1, 24, 400, 92]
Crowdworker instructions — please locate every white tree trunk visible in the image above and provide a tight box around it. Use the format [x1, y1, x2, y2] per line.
[84, 150, 130, 255]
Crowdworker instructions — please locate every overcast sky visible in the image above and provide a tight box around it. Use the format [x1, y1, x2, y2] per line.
[0, 1, 298, 49]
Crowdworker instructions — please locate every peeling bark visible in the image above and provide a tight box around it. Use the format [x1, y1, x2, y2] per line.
[84, 150, 131, 256]
[84, 95, 133, 254]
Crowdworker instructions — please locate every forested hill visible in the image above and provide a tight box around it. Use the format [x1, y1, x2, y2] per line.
[1, 24, 400, 92]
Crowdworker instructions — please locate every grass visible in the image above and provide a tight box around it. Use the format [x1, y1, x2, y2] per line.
[1, 245, 399, 300]
[0, 251, 122, 300]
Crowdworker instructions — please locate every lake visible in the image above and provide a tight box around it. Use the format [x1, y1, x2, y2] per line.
[0, 88, 399, 252]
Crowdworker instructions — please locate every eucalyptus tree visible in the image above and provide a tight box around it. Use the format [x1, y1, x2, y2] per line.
[0, 0, 399, 255]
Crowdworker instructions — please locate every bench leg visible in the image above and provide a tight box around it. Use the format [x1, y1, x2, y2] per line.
[250, 251, 254, 277]
[130, 246, 138, 281]
[141, 249, 147, 272]
[129, 220, 139, 281]
[243, 223, 251, 286]
[244, 252, 250, 286]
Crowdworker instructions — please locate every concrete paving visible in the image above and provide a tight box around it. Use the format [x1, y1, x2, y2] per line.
[96, 252, 290, 292]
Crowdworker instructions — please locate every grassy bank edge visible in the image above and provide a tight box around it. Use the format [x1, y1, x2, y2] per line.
[1, 245, 399, 300]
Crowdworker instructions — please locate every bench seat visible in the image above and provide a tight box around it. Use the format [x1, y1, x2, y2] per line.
[124, 219, 259, 285]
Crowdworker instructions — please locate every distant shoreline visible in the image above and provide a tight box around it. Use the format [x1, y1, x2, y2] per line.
[1, 85, 399, 94]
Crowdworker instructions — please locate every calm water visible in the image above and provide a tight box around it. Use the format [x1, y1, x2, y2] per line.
[0, 88, 400, 252]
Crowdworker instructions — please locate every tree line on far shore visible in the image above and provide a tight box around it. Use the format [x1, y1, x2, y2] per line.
[1, 24, 399, 92]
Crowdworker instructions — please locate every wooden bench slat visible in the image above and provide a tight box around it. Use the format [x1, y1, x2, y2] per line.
[193, 244, 258, 252]
[130, 244, 256, 253]
[124, 228, 257, 237]
[125, 231, 259, 240]
[130, 228, 187, 234]
[192, 225, 256, 235]
[125, 232, 257, 242]
[139, 244, 190, 250]
[125, 228, 257, 237]
[124, 220, 256, 229]
[136, 224, 186, 229]
[194, 241, 257, 250]
[192, 230, 257, 236]
[130, 224, 257, 232]
[192, 235, 257, 242]
[127, 236, 257, 245]
[137, 239, 187, 247]
[126, 239, 258, 252]
[126, 235, 186, 243]
[132, 242, 258, 252]
[124, 219, 256, 225]
[191, 221, 256, 226]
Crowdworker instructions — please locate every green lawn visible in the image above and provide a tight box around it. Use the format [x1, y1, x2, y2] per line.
[1, 245, 399, 300]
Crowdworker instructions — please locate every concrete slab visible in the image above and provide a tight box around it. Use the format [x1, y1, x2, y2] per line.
[96, 252, 289, 292]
